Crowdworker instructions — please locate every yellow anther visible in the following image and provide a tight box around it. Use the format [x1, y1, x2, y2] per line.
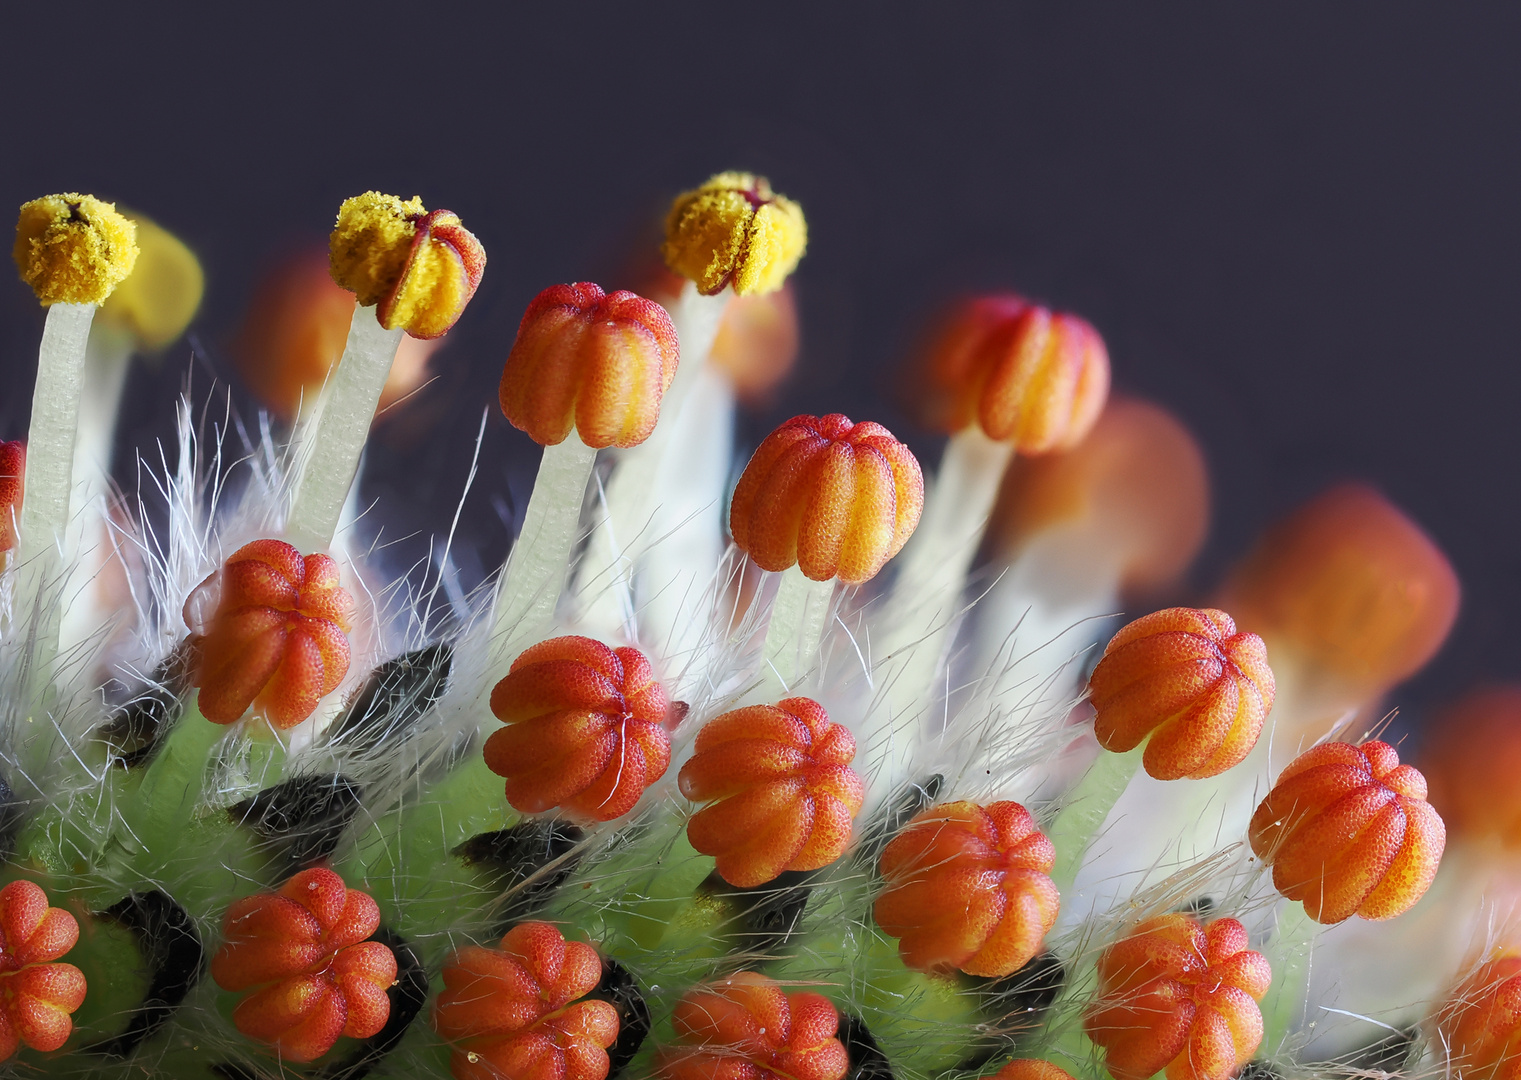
[329, 192, 426, 308]
[663, 172, 807, 296]
[13, 193, 139, 305]
[98, 214, 204, 349]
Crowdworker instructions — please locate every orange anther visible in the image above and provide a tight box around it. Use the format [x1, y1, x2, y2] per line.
[874, 800, 1059, 978]
[0, 880, 86, 1061]
[211, 868, 395, 1063]
[708, 283, 799, 403]
[655, 971, 847, 1080]
[1437, 953, 1521, 1080]
[499, 281, 680, 449]
[1084, 913, 1271, 1080]
[1249, 740, 1445, 924]
[0, 441, 22, 554]
[1423, 687, 1521, 849]
[1088, 607, 1274, 780]
[485, 636, 671, 822]
[435, 921, 620, 1080]
[679, 697, 864, 888]
[728, 413, 923, 585]
[988, 1061, 1078, 1080]
[184, 539, 353, 728]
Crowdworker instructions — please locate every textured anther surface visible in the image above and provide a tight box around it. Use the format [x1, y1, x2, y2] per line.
[1439, 954, 1521, 1080]
[662, 172, 808, 296]
[728, 413, 924, 585]
[499, 282, 680, 448]
[486, 636, 672, 822]
[1249, 740, 1445, 923]
[13, 192, 139, 305]
[679, 696, 865, 888]
[0, 441, 23, 554]
[1088, 607, 1275, 780]
[1084, 914, 1271, 1080]
[874, 800, 1060, 977]
[990, 1060, 1079, 1080]
[0, 880, 86, 1061]
[655, 971, 848, 1080]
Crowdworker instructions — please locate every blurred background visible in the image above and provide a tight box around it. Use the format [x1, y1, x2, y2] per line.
[0, 3, 1516, 738]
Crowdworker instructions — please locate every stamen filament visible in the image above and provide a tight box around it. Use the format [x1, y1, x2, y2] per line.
[758, 565, 835, 694]
[1046, 744, 1143, 894]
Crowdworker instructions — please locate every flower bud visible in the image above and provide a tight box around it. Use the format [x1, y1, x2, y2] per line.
[14, 193, 139, 305]
[680, 696, 865, 888]
[1437, 953, 1521, 1080]
[708, 283, 800, 402]
[96, 212, 203, 349]
[211, 868, 395, 1062]
[1249, 740, 1445, 923]
[1089, 607, 1274, 780]
[914, 294, 1110, 453]
[498, 282, 680, 448]
[655, 971, 847, 1080]
[485, 636, 671, 822]
[989, 1061, 1078, 1080]
[1423, 687, 1521, 849]
[1084, 913, 1271, 1080]
[435, 921, 620, 1080]
[184, 539, 354, 728]
[329, 192, 485, 339]
[729, 413, 924, 585]
[663, 172, 807, 296]
[874, 800, 1059, 978]
[0, 441, 23, 554]
[0, 880, 86, 1061]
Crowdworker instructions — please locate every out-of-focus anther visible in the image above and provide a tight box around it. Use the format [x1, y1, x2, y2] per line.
[95, 212, 202, 350]
[1423, 687, 1521, 850]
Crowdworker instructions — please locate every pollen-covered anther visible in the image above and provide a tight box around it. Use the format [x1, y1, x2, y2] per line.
[211, 868, 395, 1063]
[655, 971, 848, 1080]
[0, 880, 86, 1061]
[729, 413, 924, 585]
[498, 282, 680, 448]
[14, 193, 139, 305]
[0, 441, 23, 554]
[1084, 913, 1271, 1080]
[184, 539, 354, 729]
[434, 921, 620, 1080]
[485, 636, 672, 822]
[1437, 952, 1521, 1080]
[679, 697, 865, 888]
[874, 800, 1060, 977]
[916, 294, 1110, 453]
[663, 172, 808, 296]
[1249, 740, 1445, 923]
[329, 191, 486, 339]
[988, 1060, 1079, 1080]
[1088, 607, 1275, 780]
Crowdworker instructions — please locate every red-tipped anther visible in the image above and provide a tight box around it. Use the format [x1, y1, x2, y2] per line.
[1249, 740, 1445, 924]
[679, 697, 865, 888]
[1218, 483, 1460, 700]
[434, 921, 620, 1080]
[1088, 607, 1275, 781]
[1438, 953, 1521, 1080]
[184, 539, 354, 728]
[708, 284, 800, 403]
[499, 282, 680, 449]
[874, 800, 1060, 978]
[988, 1061, 1078, 1080]
[486, 636, 672, 822]
[1084, 913, 1271, 1080]
[1423, 687, 1521, 849]
[915, 294, 1110, 453]
[655, 972, 848, 1080]
[0, 441, 22, 554]
[728, 413, 924, 585]
[211, 868, 395, 1063]
[0, 880, 86, 1061]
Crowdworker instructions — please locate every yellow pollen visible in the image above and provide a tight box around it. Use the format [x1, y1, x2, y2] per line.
[328, 191, 427, 307]
[663, 171, 807, 296]
[98, 213, 203, 349]
[13, 193, 139, 305]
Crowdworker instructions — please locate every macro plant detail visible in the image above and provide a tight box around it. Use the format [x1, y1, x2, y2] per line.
[1437, 953, 1521, 1080]
[0, 881, 85, 1061]
[654, 972, 847, 1080]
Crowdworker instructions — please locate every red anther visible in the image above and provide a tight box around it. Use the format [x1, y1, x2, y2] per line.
[1249, 740, 1446, 924]
[655, 971, 848, 1080]
[874, 800, 1060, 978]
[1438, 953, 1521, 1080]
[1088, 607, 1275, 781]
[916, 294, 1110, 453]
[1423, 687, 1521, 848]
[679, 697, 865, 888]
[988, 1061, 1078, 1080]
[212, 868, 395, 1063]
[1084, 913, 1271, 1080]
[435, 921, 620, 1080]
[499, 282, 680, 449]
[0, 880, 85, 1061]
[728, 413, 924, 585]
[0, 441, 22, 554]
[485, 636, 672, 823]
[184, 539, 354, 729]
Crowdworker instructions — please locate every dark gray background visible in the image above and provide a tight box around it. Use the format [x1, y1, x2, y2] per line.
[1, 3, 1516, 737]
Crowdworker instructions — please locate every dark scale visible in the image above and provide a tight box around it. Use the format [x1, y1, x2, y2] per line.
[98, 639, 197, 769]
[87, 891, 204, 1058]
[328, 642, 454, 751]
[230, 774, 365, 874]
[838, 1013, 895, 1080]
[592, 958, 652, 1079]
[699, 867, 817, 960]
[455, 818, 587, 929]
[960, 951, 1067, 1069]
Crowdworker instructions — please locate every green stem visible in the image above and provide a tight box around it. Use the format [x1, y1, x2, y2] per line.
[757, 566, 836, 696]
[1260, 900, 1319, 1054]
[1047, 744, 1144, 895]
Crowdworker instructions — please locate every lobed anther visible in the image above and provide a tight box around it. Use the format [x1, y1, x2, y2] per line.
[0, 441, 22, 554]
[184, 539, 354, 728]
[1249, 740, 1445, 923]
[211, 868, 395, 1063]
[1084, 913, 1271, 1080]
[988, 1061, 1078, 1080]
[679, 696, 864, 888]
[1438, 953, 1521, 1080]
[654, 971, 847, 1080]
[729, 413, 924, 585]
[14, 193, 139, 305]
[0, 880, 86, 1061]
[1088, 607, 1275, 780]
[434, 921, 620, 1080]
[485, 636, 671, 822]
[874, 800, 1060, 977]
[663, 172, 807, 297]
[498, 282, 680, 448]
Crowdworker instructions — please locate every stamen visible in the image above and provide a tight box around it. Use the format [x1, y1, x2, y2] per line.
[655, 971, 848, 1080]
[0, 880, 86, 1061]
